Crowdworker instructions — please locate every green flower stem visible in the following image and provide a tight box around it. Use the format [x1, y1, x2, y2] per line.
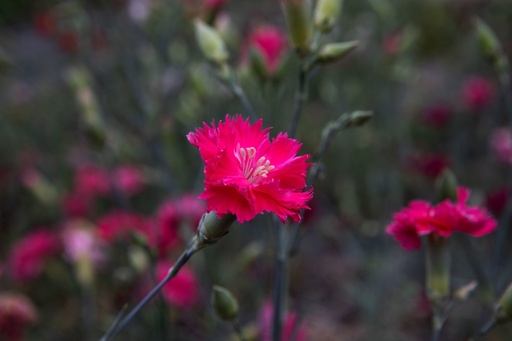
[426, 235, 451, 341]
[100, 243, 199, 341]
[272, 217, 289, 341]
[232, 320, 249, 341]
[492, 75, 512, 291]
[288, 65, 308, 139]
[225, 68, 257, 122]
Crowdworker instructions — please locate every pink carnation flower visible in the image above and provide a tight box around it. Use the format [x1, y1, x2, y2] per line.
[113, 165, 145, 196]
[8, 230, 60, 283]
[386, 187, 497, 250]
[75, 164, 110, 197]
[157, 261, 200, 309]
[259, 301, 307, 341]
[62, 222, 105, 267]
[461, 76, 495, 112]
[0, 293, 37, 341]
[490, 128, 512, 165]
[187, 115, 313, 223]
[97, 211, 179, 257]
[248, 25, 288, 76]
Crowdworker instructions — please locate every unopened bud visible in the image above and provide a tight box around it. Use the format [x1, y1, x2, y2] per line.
[475, 17, 502, 64]
[281, 0, 313, 57]
[211, 285, 239, 321]
[194, 20, 229, 65]
[314, 41, 358, 65]
[196, 211, 236, 249]
[314, 0, 343, 33]
[496, 282, 512, 322]
[435, 169, 458, 203]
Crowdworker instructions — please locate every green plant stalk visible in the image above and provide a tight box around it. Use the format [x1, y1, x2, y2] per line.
[426, 235, 451, 341]
[233, 320, 249, 341]
[227, 69, 257, 122]
[100, 244, 199, 341]
[272, 216, 289, 341]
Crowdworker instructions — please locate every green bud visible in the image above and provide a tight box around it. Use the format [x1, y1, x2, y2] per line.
[281, 0, 313, 57]
[496, 282, 512, 322]
[194, 20, 229, 65]
[195, 211, 236, 250]
[211, 285, 239, 321]
[475, 18, 501, 61]
[435, 169, 458, 203]
[314, 41, 358, 65]
[314, 0, 343, 33]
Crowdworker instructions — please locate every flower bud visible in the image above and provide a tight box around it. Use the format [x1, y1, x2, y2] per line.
[281, 0, 313, 57]
[194, 20, 229, 65]
[314, 0, 343, 33]
[435, 169, 458, 203]
[496, 282, 512, 322]
[195, 211, 236, 249]
[475, 17, 502, 64]
[314, 41, 358, 65]
[211, 285, 239, 321]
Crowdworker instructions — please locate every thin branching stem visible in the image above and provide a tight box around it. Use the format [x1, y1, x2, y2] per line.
[227, 69, 258, 122]
[288, 66, 307, 139]
[100, 245, 198, 341]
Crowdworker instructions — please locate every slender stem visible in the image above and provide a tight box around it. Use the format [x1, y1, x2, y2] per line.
[457, 235, 491, 293]
[288, 66, 307, 139]
[232, 321, 249, 341]
[227, 70, 257, 122]
[100, 246, 197, 341]
[479, 317, 498, 337]
[272, 217, 288, 341]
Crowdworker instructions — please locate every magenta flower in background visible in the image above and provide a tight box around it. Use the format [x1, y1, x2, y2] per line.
[386, 187, 497, 250]
[204, 0, 226, 11]
[486, 187, 508, 216]
[61, 192, 92, 218]
[157, 261, 200, 309]
[0, 293, 37, 341]
[259, 301, 307, 341]
[490, 128, 512, 165]
[113, 165, 145, 196]
[97, 211, 179, 257]
[408, 153, 450, 179]
[62, 222, 105, 267]
[158, 194, 206, 230]
[247, 25, 288, 77]
[8, 230, 60, 283]
[75, 164, 110, 197]
[461, 75, 495, 112]
[422, 104, 452, 128]
[187, 115, 313, 223]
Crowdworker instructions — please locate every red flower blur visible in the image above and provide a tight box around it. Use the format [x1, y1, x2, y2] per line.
[113, 165, 145, 196]
[248, 25, 288, 77]
[187, 115, 313, 223]
[75, 164, 110, 198]
[8, 230, 60, 283]
[259, 301, 307, 341]
[0, 293, 37, 341]
[97, 211, 179, 257]
[157, 261, 200, 309]
[422, 104, 452, 128]
[461, 75, 495, 112]
[386, 187, 497, 250]
[490, 128, 512, 165]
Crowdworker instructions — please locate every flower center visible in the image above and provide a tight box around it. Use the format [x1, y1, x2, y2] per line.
[235, 144, 274, 184]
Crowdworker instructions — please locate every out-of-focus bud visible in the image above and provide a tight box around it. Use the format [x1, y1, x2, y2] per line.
[435, 169, 458, 203]
[211, 285, 239, 321]
[67, 67, 106, 148]
[194, 20, 229, 65]
[194, 211, 236, 250]
[475, 18, 501, 63]
[313, 41, 358, 65]
[475, 17, 509, 79]
[281, 0, 313, 57]
[314, 0, 342, 33]
[496, 282, 512, 322]
[20, 169, 59, 206]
